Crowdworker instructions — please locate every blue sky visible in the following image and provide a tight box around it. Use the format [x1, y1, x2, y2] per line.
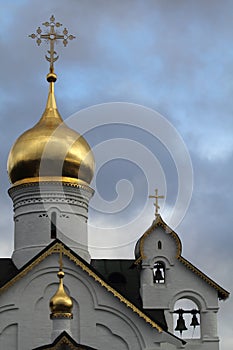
[0, 1, 233, 348]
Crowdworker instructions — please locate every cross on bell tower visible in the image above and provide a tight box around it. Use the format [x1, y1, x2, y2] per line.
[149, 188, 164, 217]
[29, 15, 75, 74]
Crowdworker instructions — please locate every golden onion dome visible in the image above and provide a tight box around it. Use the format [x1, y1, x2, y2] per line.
[50, 270, 73, 319]
[7, 73, 94, 186]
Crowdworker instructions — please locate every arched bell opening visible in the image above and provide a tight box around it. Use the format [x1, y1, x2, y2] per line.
[153, 261, 165, 284]
[173, 298, 200, 339]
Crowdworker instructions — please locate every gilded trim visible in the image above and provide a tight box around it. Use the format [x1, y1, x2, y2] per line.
[177, 256, 229, 300]
[50, 312, 73, 319]
[33, 331, 98, 350]
[37, 334, 85, 350]
[0, 247, 55, 292]
[137, 215, 182, 261]
[0, 242, 163, 332]
[9, 179, 94, 194]
[58, 244, 162, 332]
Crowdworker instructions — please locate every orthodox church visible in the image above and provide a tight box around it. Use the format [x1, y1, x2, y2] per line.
[0, 16, 229, 350]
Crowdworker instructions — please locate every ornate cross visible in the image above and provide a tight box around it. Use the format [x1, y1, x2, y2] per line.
[29, 15, 75, 73]
[149, 189, 164, 217]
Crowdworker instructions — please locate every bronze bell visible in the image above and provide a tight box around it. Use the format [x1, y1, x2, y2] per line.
[154, 267, 164, 282]
[190, 310, 200, 328]
[175, 311, 188, 335]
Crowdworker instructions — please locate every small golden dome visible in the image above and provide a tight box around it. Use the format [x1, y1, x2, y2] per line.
[50, 270, 73, 319]
[7, 78, 94, 186]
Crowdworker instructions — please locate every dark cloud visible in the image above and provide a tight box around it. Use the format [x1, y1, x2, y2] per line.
[0, 1, 232, 349]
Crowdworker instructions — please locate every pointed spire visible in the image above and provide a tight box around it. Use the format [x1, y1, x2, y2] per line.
[29, 15, 75, 123]
[39, 73, 63, 123]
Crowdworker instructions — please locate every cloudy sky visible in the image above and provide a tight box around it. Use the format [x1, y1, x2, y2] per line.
[0, 1, 232, 349]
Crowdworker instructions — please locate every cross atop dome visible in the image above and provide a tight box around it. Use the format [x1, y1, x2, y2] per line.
[8, 15, 94, 189]
[149, 188, 165, 217]
[29, 15, 75, 79]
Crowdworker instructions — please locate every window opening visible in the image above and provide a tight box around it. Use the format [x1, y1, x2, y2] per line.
[51, 212, 57, 239]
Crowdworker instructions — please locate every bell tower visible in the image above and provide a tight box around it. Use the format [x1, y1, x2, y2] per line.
[135, 189, 229, 350]
[7, 16, 95, 268]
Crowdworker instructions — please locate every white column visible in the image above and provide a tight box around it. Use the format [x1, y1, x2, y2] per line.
[51, 318, 72, 342]
[141, 265, 153, 285]
[201, 310, 219, 341]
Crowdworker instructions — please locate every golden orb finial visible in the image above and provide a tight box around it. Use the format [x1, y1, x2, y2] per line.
[50, 250, 73, 319]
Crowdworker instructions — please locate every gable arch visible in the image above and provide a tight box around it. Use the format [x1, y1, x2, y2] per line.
[149, 256, 172, 268]
[0, 242, 163, 335]
[0, 323, 18, 349]
[96, 323, 129, 350]
[170, 290, 207, 312]
[0, 309, 18, 336]
[95, 307, 146, 349]
[135, 215, 182, 263]
[60, 266, 155, 347]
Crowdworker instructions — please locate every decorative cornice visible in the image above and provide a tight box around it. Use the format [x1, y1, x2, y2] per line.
[13, 195, 88, 210]
[0, 242, 163, 333]
[50, 312, 73, 319]
[9, 180, 94, 195]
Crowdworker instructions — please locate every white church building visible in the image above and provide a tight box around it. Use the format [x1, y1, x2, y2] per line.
[0, 16, 229, 350]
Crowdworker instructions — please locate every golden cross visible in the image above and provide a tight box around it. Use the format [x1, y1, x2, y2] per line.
[149, 189, 164, 217]
[29, 15, 75, 73]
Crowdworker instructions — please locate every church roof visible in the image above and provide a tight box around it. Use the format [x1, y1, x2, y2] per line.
[0, 258, 18, 287]
[0, 241, 185, 346]
[91, 259, 168, 330]
[32, 330, 97, 350]
[0, 240, 174, 336]
[0, 240, 186, 346]
[135, 215, 230, 300]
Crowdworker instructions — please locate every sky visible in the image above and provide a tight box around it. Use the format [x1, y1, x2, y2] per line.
[0, 1, 232, 349]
